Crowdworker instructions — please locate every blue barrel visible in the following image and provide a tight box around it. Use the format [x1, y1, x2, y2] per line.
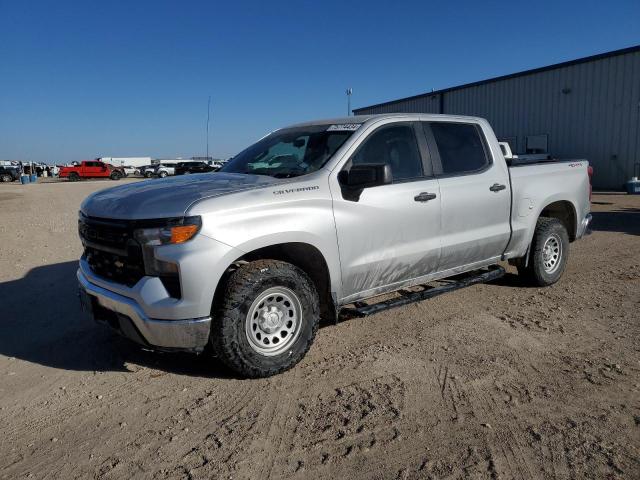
[30, 174, 37, 183]
[628, 164, 640, 194]
[626, 179, 640, 194]
[20, 175, 30, 184]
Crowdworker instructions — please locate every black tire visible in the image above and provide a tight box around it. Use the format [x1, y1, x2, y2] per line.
[144, 171, 153, 178]
[211, 260, 320, 378]
[110, 171, 122, 180]
[1, 174, 12, 182]
[158, 171, 168, 178]
[68, 172, 80, 182]
[518, 217, 569, 287]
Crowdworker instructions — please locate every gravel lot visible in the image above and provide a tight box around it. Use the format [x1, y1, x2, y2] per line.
[0, 179, 639, 479]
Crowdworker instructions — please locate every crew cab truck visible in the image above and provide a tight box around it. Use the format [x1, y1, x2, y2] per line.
[60, 160, 124, 181]
[77, 114, 592, 377]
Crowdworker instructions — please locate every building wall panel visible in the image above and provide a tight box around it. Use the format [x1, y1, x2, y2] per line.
[354, 49, 640, 188]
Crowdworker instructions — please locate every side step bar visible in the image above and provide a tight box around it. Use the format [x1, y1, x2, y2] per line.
[341, 266, 505, 318]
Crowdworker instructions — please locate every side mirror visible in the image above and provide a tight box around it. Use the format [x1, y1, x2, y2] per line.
[338, 163, 393, 189]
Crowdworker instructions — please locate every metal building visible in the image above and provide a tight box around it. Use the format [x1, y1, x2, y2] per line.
[353, 46, 640, 189]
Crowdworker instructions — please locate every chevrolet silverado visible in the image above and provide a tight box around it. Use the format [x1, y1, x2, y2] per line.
[77, 114, 592, 377]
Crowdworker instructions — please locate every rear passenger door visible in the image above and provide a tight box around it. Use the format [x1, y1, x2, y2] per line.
[423, 121, 511, 271]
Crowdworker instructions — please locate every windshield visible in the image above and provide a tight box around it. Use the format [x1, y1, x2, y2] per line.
[221, 124, 358, 178]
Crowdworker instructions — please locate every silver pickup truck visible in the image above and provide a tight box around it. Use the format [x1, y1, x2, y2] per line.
[78, 114, 592, 377]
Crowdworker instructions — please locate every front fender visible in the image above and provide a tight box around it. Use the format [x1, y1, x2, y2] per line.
[189, 176, 342, 298]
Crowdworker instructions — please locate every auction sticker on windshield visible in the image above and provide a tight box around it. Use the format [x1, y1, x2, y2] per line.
[327, 124, 361, 131]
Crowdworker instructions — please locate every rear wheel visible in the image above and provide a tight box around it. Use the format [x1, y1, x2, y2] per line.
[518, 217, 569, 287]
[68, 172, 80, 182]
[110, 171, 122, 180]
[1, 174, 12, 182]
[158, 171, 168, 178]
[211, 260, 320, 378]
[144, 171, 153, 178]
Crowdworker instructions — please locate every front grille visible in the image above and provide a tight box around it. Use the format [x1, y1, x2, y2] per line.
[79, 215, 145, 287]
[78, 216, 132, 253]
[79, 214, 183, 297]
[84, 246, 145, 286]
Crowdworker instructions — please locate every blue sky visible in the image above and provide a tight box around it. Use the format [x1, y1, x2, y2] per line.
[1, 0, 639, 163]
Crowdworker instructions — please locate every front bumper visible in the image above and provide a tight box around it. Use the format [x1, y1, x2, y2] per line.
[78, 268, 211, 352]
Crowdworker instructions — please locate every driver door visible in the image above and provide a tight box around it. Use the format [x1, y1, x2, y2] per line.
[331, 122, 442, 302]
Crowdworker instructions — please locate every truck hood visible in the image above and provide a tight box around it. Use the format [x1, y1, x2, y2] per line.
[80, 173, 279, 220]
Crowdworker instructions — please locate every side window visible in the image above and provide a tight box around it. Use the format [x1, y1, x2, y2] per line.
[351, 124, 423, 182]
[429, 122, 489, 175]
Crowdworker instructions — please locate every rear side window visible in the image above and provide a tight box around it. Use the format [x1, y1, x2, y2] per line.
[429, 123, 489, 175]
[351, 124, 423, 181]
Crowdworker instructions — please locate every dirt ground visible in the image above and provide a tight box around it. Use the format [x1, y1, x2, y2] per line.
[0, 179, 639, 480]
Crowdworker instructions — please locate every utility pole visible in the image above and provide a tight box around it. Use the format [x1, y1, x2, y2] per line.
[206, 96, 211, 159]
[346, 88, 352, 116]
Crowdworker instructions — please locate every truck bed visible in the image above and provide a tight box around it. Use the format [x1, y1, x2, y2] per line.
[505, 159, 591, 260]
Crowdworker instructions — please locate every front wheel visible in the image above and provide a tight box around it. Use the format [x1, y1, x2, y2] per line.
[110, 171, 122, 180]
[211, 260, 320, 378]
[1, 174, 12, 182]
[158, 171, 168, 178]
[518, 217, 569, 287]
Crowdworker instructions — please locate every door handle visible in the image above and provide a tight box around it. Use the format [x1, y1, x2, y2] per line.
[489, 183, 506, 192]
[414, 192, 437, 202]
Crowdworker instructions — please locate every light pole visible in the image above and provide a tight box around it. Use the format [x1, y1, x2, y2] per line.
[346, 88, 352, 116]
[206, 96, 211, 160]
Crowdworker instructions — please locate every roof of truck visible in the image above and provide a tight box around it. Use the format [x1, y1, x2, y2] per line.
[288, 113, 487, 128]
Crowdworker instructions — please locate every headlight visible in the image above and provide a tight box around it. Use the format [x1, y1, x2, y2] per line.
[133, 216, 201, 246]
[133, 216, 201, 296]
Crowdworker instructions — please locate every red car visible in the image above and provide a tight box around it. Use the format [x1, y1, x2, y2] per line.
[59, 160, 125, 181]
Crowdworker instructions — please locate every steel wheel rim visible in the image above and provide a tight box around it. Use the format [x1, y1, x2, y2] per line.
[542, 234, 562, 273]
[245, 287, 302, 356]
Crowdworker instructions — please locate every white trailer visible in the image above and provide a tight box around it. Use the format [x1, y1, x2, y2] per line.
[154, 158, 191, 165]
[99, 157, 153, 168]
